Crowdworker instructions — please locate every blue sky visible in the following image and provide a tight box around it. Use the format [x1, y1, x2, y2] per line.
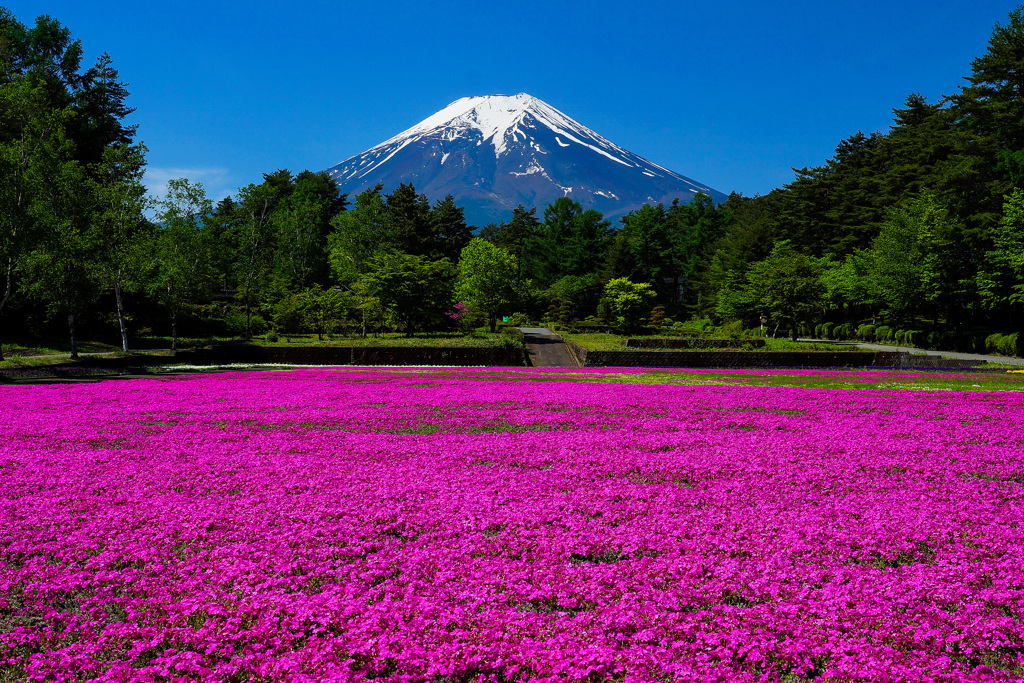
[5, 1, 1017, 206]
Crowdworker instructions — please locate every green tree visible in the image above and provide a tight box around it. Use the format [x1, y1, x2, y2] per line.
[234, 178, 284, 340]
[955, 6, 1024, 188]
[0, 81, 71, 359]
[491, 204, 540, 283]
[533, 197, 611, 284]
[152, 178, 214, 351]
[618, 203, 671, 288]
[295, 284, 351, 340]
[91, 142, 153, 352]
[386, 183, 434, 257]
[357, 251, 453, 336]
[328, 185, 392, 284]
[454, 238, 516, 332]
[431, 194, 473, 262]
[666, 192, 723, 303]
[981, 188, 1024, 314]
[601, 277, 655, 332]
[868, 195, 955, 324]
[745, 241, 825, 340]
[24, 116, 97, 359]
[274, 170, 346, 291]
[548, 273, 603, 322]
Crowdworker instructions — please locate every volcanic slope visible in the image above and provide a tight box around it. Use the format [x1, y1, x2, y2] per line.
[325, 93, 727, 226]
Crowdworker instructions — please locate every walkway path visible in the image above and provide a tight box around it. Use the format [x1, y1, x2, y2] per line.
[519, 328, 578, 367]
[798, 339, 1024, 367]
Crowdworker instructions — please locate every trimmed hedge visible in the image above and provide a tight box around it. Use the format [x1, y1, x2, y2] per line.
[566, 344, 905, 368]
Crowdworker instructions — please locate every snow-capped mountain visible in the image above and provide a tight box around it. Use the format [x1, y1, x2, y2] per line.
[325, 93, 726, 226]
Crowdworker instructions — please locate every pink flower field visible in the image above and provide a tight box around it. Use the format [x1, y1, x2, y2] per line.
[1, 367, 1023, 682]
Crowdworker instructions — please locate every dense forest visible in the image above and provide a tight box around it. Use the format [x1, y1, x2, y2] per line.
[4, 6, 1024, 358]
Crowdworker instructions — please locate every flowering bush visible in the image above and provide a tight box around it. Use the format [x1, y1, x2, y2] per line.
[1, 368, 1022, 681]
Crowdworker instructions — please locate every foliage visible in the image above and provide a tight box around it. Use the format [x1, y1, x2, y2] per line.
[454, 238, 516, 332]
[295, 284, 351, 340]
[356, 250, 453, 336]
[151, 179, 215, 350]
[11, 5, 1024, 359]
[745, 241, 825, 341]
[601, 277, 656, 332]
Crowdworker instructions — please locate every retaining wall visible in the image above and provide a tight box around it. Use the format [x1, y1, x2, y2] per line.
[567, 343, 917, 368]
[894, 356, 985, 369]
[174, 345, 528, 367]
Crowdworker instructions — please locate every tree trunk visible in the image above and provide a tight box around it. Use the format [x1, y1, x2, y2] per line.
[489, 314, 497, 333]
[114, 280, 129, 353]
[0, 258, 12, 362]
[244, 292, 252, 342]
[68, 307, 79, 360]
[171, 308, 179, 352]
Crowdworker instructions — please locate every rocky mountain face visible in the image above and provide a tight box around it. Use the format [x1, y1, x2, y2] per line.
[325, 93, 726, 226]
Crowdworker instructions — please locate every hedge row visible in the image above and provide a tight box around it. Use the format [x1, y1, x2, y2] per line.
[809, 322, 1024, 357]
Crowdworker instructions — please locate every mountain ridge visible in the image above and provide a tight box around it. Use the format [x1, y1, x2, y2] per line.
[325, 93, 726, 226]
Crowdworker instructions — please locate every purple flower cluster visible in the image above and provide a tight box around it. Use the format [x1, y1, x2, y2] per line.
[1, 368, 1022, 682]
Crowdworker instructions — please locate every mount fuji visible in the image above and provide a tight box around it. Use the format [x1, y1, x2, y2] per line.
[325, 93, 727, 227]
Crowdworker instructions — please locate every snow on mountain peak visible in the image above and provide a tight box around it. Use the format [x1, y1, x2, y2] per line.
[376, 93, 592, 158]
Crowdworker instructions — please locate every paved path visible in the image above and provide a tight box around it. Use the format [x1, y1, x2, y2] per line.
[798, 338, 1024, 367]
[520, 328, 578, 367]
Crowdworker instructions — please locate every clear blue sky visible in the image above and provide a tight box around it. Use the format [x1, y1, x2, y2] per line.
[5, 1, 1017, 206]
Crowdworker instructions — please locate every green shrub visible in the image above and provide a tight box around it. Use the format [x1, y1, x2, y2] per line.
[875, 326, 892, 341]
[265, 331, 279, 343]
[998, 332, 1017, 356]
[894, 329, 905, 342]
[990, 332, 1024, 356]
[649, 305, 667, 326]
[501, 326, 525, 346]
[506, 312, 530, 326]
[1012, 332, 1024, 357]
[858, 324, 876, 341]
[722, 320, 744, 339]
[821, 322, 835, 339]
[986, 333, 1004, 353]
[903, 330, 923, 347]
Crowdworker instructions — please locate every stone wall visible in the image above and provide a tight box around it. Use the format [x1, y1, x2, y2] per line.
[895, 356, 982, 369]
[567, 343, 914, 368]
[175, 345, 528, 367]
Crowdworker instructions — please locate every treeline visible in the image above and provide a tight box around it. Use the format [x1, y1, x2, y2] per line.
[689, 7, 1024, 350]
[5, 6, 1024, 358]
[0, 5, 731, 356]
